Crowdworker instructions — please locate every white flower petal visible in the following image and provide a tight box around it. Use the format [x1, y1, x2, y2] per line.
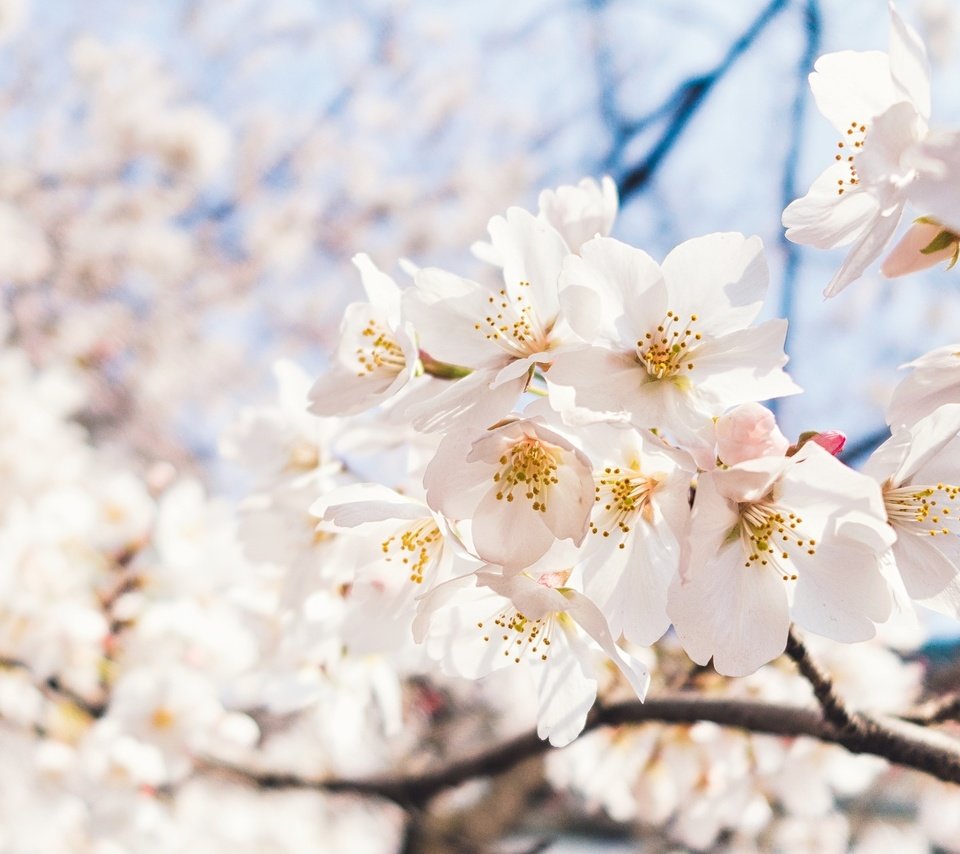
[888, 0, 931, 120]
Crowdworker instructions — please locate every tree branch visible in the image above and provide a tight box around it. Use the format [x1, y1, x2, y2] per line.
[902, 692, 960, 725]
[615, 0, 790, 201]
[203, 692, 960, 807]
[784, 625, 856, 731]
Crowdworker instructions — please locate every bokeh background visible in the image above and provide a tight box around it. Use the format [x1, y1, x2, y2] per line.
[7, 0, 960, 477]
[5, 0, 960, 850]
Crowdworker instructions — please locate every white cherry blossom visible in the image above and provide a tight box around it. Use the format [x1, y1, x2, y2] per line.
[423, 418, 595, 570]
[308, 254, 419, 417]
[575, 423, 694, 646]
[311, 482, 469, 653]
[887, 342, 960, 429]
[668, 443, 896, 675]
[782, 3, 935, 296]
[547, 233, 799, 464]
[864, 403, 960, 617]
[413, 565, 649, 746]
[403, 207, 580, 431]
[471, 175, 617, 264]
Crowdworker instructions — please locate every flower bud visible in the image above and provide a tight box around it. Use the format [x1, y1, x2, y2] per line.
[810, 430, 846, 456]
[881, 221, 957, 278]
[716, 403, 789, 466]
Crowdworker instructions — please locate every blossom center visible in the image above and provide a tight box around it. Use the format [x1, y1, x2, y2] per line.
[590, 464, 660, 549]
[473, 282, 549, 356]
[884, 482, 960, 538]
[492, 439, 561, 512]
[738, 500, 816, 581]
[636, 310, 701, 380]
[476, 607, 557, 663]
[381, 520, 443, 584]
[355, 319, 406, 377]
[834, 120, 867, 196]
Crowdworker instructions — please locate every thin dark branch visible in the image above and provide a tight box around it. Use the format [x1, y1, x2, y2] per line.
[0, 656, 106, 718]
[773, 0, 822, 411]
[203, 692, 960, 805]
[616, 0, 790, 201]
[784, 625, 856, 730]
[902, 692, 960, 725]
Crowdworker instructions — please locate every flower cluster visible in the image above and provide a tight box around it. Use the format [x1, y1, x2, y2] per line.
[308, 166, 960, 745]
[783, 2, 960, 295]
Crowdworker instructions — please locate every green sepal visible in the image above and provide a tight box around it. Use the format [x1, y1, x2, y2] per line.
[921, 229, 959, 255]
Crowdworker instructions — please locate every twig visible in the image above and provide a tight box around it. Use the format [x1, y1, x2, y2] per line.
[784, 625, 856, 731]
[902, 693, 960, 726]
[203, 692, 960, 805]
[773, 0, 821, 394]
[0, 656, 106, 719]
[615, 0, 791, 201]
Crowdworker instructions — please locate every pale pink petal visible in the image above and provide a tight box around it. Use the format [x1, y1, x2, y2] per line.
[532, 632, 598, 746]
[855, 102, 925, 197]
[471, 484, 559, 570]
[582, 520, 675, 647]
[404, 368, 525, 434]
[561, 588, 651, 699]
[892, 531, 960, 617]
[687, 320, 800, 409]
[659, 233, 768, 337]
[353, 253, 401, 307]
[546, 346, 640, 419]
[566, 237, 665, 343]
[790, 538, 892, 641]
[487, 207, 568, 320]
[537, 176, 618, 252]
[888, 1, 931, 120]
[808, 50, 899, 135]
[312, 483, 427, 528]
[783, 161, 880, 249]
[715, 402, 789, 466]
[890, 404, 960, 484]
[680, 471, 741, 583]
[668, 544, 791, 676]
[423, 428, 494, 520]
[881, 221, 956, 278]
[403, 268, 509, 369]
[910, 130, 960, 234]
[824, 203, 904, 297]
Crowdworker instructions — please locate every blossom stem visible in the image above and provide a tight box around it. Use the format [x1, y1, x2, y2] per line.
[418, 351, 472, 380]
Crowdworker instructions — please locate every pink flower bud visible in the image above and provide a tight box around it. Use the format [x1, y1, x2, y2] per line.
[716, 403, 789, 466]
[810, 430, 846, 456]
[881, 221, 956, 278]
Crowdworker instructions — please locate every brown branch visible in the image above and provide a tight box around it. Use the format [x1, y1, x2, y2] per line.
[784, 625, 856, 731]
[902, 692, 960, 725]
[0, 656, 106, 719]
[202, 693, 960, 807]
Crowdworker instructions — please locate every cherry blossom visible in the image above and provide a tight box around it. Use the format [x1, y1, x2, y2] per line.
[886, 341, 960, 429]
[575, 423, 694, 646]
[668, 443, 896, 675]
[547, 233, 799, 463]
[471, 176, 618, 264]
[715, 402, 790, 466]
[308, 255, 419, 417]
[423, 418, 595, 570]
[403, 207, 581, 431]
[413, 565, 650, 746]
[782, 2, 935, 296]
[864, 403, 960, 617]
